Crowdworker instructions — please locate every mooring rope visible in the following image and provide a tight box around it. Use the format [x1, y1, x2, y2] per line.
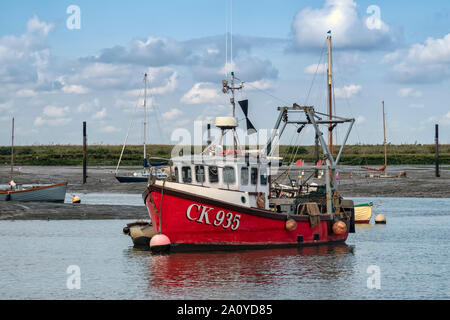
[158, 179, 166, 234]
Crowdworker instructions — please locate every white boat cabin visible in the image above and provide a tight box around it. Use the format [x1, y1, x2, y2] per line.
[170, 154, 271, 209]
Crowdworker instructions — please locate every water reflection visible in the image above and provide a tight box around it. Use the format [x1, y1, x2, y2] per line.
[355, 224, 372, 229]
[124, 244, 356, 298]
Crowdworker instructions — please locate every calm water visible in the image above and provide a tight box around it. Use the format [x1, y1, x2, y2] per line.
[1, 197, 449, 300]
[64, 193, 144, 206]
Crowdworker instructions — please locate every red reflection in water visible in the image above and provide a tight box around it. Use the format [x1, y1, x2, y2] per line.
[144, 244, 353, 296]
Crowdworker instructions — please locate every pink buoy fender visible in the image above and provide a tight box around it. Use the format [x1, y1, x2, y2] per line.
[332, 221, 347, 235]
[149, 234, 171, 253]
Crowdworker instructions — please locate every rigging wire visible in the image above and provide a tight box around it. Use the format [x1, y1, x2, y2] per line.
[235, 76, 290, 105]
[273, 39, 328, 181]
[230, 0, 233, 72]
[225, 0, 228, 79]
[334, 71, 369, 166]
[302, 37, 328, 106]
[115, 80, 144, 174]
[331, 45, 339, 150]
[152, 97, 171, 144]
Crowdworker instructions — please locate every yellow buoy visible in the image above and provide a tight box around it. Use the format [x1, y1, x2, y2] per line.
[72, 196, 81, 204]
[375, 214, 386, 224]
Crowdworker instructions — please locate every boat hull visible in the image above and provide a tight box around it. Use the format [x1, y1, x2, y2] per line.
[354, 203, 373, 224]
[115, 176, 148, 183]
[124, 222, 156, 248]
[143, 184, 349, 252]
[0, 182, 68, 202]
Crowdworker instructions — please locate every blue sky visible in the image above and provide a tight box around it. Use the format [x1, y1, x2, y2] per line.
[0, 0, 449, 147]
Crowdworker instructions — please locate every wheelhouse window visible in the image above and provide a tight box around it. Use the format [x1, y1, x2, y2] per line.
[223, 166, 236, 184]
[195, 165, 205, 183]
[241, 167, 249, 185]
[260, 168, 268, 185]
[181, 166, 192, 183]
[174, 167, 179, 183]
[208, 166, 219, 183]
[251, 167, 258, 185]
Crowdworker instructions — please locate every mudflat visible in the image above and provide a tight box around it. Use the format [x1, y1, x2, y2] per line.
[0, 165, 448, 220]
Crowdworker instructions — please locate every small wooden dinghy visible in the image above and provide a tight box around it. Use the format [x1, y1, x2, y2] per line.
[354, 202, 373, 224]
[0, 181, 68, 202]
[1, 118, 68, 202]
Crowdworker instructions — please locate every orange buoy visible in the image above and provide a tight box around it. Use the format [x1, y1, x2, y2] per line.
[150, 234, 171, 253]
[332, 221, 347, 235]
[285, 219, 297, 231]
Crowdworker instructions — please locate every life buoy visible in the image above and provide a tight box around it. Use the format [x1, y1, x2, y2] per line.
[221, 150, 242, 156]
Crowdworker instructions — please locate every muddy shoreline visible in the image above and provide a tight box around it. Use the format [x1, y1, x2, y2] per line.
[1, 165, 448, 220]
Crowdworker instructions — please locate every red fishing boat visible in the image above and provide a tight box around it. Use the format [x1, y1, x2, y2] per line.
[142, 33, 356, 253]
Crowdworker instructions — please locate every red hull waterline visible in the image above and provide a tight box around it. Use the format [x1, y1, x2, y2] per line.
[143, 184, 349, 252]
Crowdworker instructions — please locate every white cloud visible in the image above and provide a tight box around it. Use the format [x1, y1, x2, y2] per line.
[398, 88, 422, 98]
[0, 101, 12, 110]
[443, 111, 450, 125]
[245, 79, 275, 91]
[304, 63, 327, 75]
[291, 0, 394, 50]
[43, 105, 69, 118]
[384, 33, 450, 82]
[334, 84, 361, 98]
[34, 116, 71, 127]
[408, 103, 424, 109]
[92, 107, 107, 120]
[422, 111, 450, 127]
[162, 108, 183, 120]
[62, 84, 89, 94]
[96, 36, 188, 66]
[147, 67, 178, 95]
[26, 15, 54, 36]
[101, 125, 120, 133]
[16, 89, 37, 97]
[67, 62, 136, 90]
[356, 115, 366, 124]
[35, 104, 71, 127]
[0, 15, 53, 85]
[180, 82, 224, 105]
[77, 98, 100, 113]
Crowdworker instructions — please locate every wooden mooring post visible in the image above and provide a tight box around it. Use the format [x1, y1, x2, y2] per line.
[83, 121, 87, 184]
[435, 124, 440, 178]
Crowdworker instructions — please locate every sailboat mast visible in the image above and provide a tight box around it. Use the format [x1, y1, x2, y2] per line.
[143, 73, 148, 168]
[327, 33, 333, 154]
[10, 117, 14, 181]
[382, 101, 387, 168]
[231, 71, 238, 153]
[326, 32, 335, 189]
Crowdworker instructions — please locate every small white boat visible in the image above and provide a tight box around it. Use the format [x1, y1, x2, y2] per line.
[0, 182, 68, 202]
[1, 118, 68, 202]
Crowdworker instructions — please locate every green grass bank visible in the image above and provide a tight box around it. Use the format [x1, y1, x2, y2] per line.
[0, 144, 449, 166]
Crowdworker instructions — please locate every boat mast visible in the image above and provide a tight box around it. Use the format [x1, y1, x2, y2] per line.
[230, 72, 238, 152]
[327, 32, 333, 154]
[10, 117, 14, 181]
[327, 32, 334, 186]
[382, 101, 387, 169]
[143, 73, 148, 168]
[220, 0, 242, 155]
